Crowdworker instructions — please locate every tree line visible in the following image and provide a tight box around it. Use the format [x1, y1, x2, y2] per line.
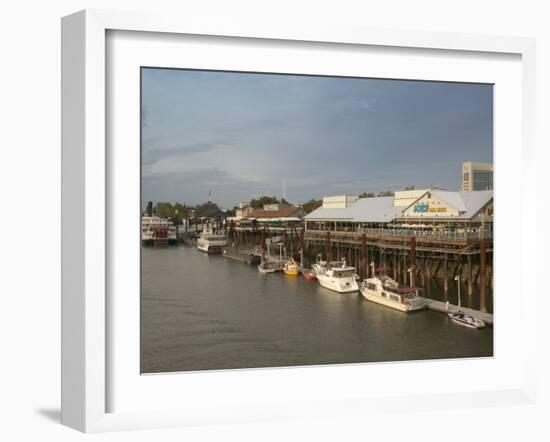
[146, 187, 411, 220]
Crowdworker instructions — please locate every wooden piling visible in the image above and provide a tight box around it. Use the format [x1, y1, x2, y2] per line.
[467, 254, 473, 296]
[326, 231, 331, 262]
[397, 255, 401, 284]
[300, 228, 304, 266]
[422, 258, 428, 295]
[363, 236, 368, 278]
[443, 253, 448, 296]
[480, 240, 487, 312]
[402, 253, 407, 285]
[260, 228, 266, 263]
[410, 237, 416, 288]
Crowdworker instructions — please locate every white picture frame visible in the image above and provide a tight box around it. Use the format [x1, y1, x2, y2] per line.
[61, 9, 537, 433]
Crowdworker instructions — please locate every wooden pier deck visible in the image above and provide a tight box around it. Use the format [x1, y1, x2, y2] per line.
[222, 248, 260, 265]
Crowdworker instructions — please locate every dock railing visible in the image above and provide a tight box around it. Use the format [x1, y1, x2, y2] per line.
[306, 227, 492, 241]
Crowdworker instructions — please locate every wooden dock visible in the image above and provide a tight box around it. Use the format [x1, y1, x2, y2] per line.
[425, 299, 493, 326]
[222, 248, 260, 265]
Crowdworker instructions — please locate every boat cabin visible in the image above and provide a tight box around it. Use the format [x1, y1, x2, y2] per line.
[330, 267, 356, 278]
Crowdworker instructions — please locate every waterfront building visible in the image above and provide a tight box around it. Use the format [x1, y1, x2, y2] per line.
[248, 204, 307, 222]
[304, 189, 493, 239]
[233, 203, 307, 232]
[235, 202, 254, 219]
[461, 162, 493, 191]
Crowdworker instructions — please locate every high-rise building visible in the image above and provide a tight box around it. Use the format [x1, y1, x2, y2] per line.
[461, 162, 493, 191]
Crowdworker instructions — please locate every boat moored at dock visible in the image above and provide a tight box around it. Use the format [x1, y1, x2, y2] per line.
[257, 259, 286, 273]
[283, 258, 300, 276]
[447, 275, 486, 328]
[360, 275, 426, 312]
[316, 259, 359, 293]
[448, 311, 486, 328]
[197, 229, 227, 254]
[142, 215, 177, 246]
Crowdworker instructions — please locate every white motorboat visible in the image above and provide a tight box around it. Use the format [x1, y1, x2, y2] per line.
[447, 275, 486, 328]
[197, 229, 227, 254]
[316, 259, 359, 293]
[311, 254, 344, 277]
[257, 262, 277, 273]
[360, 275, 426, 312]
[448, 311, 486, 329]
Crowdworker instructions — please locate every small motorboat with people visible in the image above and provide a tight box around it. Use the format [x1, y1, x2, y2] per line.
[360, 268, 426, 312]
[448, 311, 486, 329]
[447, 275, 486, 328]
[283, 258, 301, 276]
[316, 258, 359, 293]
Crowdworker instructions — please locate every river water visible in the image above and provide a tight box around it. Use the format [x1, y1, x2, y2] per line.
[141, 246, 493, 373]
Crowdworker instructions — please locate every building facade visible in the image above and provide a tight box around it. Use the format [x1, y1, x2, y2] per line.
[304, 190, 493, 239]
[461, 162, 493, 191]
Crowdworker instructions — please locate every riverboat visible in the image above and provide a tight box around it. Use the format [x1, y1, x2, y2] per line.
[316, 259, 359, 293]
[197, 229, 227, 254]
[360, 275, 426, 312]
[141, 215, 177, 246]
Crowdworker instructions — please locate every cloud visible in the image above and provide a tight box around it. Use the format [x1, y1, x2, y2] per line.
[141, 69, 493, 208]
[142, 167, 267, 208]
[142, 141, 232, 168]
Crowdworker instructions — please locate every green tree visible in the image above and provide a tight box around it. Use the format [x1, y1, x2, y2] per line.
[302, 198, 322, 213]
[194, 201, 222, 218]
[378, 191, 395, 197]
[173, 203, 192, 219]
[155, 202, 174, 218]
[359, 192, 375, 198]
[250, 196, 280, 209]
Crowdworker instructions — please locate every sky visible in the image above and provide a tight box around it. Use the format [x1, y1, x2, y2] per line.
[141, 68, 493, 210]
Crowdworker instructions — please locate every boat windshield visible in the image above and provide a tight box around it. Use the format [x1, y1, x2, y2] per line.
[332, 270, 355, 278]
[204, 235, 226, 240]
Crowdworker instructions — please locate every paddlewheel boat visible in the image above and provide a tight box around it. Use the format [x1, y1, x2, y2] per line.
[197, 229, 227, 254]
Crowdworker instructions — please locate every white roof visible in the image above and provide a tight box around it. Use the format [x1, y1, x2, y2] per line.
[305, 196, 402, 223]
[305, 190, 493, 223]
[431, 190, 467, 212]
[454, 190, 493, 219]
[398, 189, 492, 219]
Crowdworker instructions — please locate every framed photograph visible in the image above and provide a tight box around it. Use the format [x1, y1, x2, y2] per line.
[61, 9, 537, 432]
